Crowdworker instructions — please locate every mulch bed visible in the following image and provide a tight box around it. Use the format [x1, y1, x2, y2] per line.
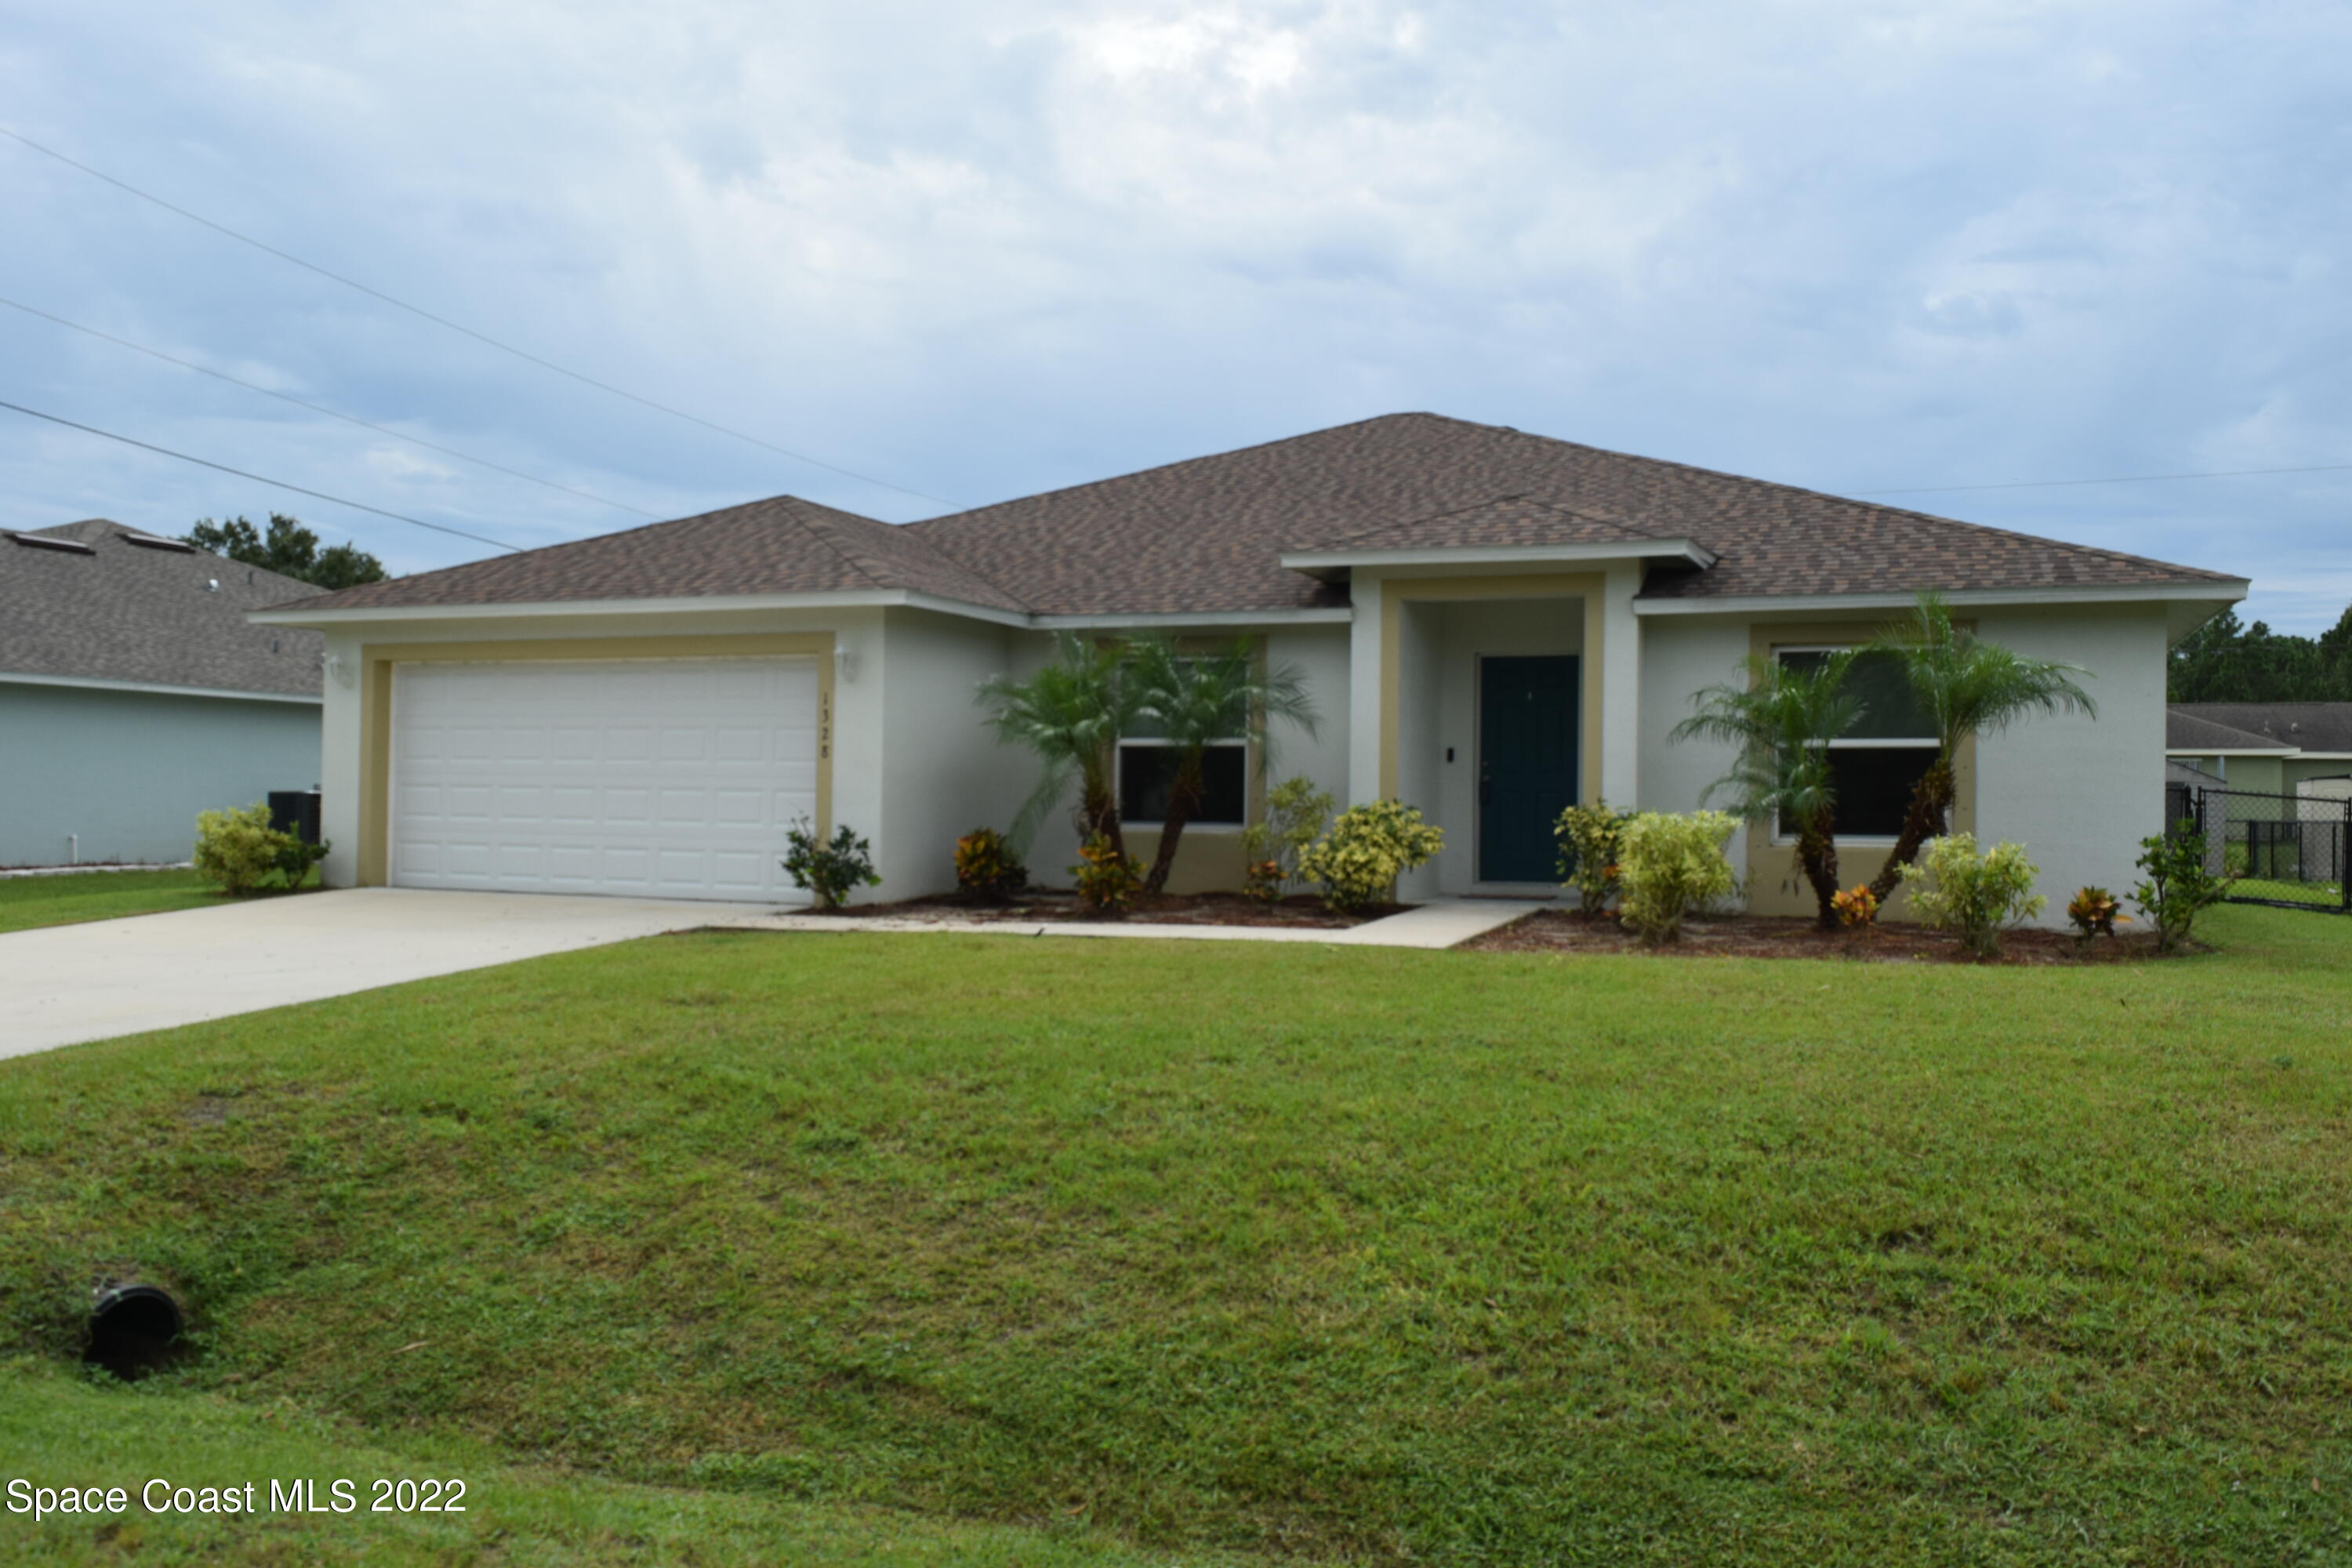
[1465, 908, 2183, 964]
[817, 889, 1403, 930]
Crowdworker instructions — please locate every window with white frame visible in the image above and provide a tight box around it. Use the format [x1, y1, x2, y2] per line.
[1117, 659, 1249, 826]
[1775, 647, 1937, 839]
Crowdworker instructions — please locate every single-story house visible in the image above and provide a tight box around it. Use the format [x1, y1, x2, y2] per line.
[2166, 703, 2352, 797]
[252, 413, 2246, 916]
[2, 520, 324, 868]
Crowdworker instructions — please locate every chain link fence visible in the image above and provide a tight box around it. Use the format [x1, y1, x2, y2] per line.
[2169, 785, 2351, 913]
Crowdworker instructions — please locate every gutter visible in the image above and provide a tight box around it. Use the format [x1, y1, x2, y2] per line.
[0, 670, 321, 705]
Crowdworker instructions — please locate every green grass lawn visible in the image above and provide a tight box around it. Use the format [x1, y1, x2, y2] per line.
[0, 869, 219, 934]
[4, 906, 2351, 1565]
[2231, 877, 2346, 910]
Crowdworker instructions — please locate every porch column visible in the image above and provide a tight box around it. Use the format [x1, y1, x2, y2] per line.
[1600, 565, 1642, 805]
[1347, 569, 1385, 805]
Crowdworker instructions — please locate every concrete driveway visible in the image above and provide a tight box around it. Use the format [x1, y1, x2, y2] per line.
[0, 888, 772, 1060]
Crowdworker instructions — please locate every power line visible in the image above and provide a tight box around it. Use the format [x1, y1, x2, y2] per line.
[0, 295, 662, 519]
[0, 125, 964, 511]
[0, 397, 524, 553]
[1852, 463, 2352, 497]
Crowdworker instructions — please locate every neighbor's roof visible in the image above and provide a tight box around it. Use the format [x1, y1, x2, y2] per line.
[1, 520, 323, 697]
[2165, 708, 2298, 754]
[278, 413, 2242, 619]
[299, 494, 1027, 615]
[2169, 702, 2352, 755]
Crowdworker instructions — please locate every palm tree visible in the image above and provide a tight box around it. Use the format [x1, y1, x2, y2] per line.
[1862, 593, 2097, 902]
[1126, 637, 1319, 896]
[1672, 651, 1863, 928]
[975, 632, 1142, 858]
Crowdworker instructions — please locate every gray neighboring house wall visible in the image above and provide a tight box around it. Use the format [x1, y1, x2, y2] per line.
[1, 520, 325, 868]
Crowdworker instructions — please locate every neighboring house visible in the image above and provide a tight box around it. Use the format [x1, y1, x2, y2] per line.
[254, 414, 2246, 917]
[2, 520, 324, 867]
[2166, 703, 2352, 797]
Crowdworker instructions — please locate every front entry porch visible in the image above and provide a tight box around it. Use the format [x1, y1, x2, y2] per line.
[1351, 571, 1639, 899]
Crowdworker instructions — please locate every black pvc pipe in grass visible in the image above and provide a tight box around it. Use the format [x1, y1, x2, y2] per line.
[85, 1283, 183, 1380]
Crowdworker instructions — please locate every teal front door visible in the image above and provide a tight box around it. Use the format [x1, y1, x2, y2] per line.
[1479, 655, 1580, 884]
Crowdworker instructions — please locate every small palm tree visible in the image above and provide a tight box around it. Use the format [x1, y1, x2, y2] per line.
[1862, 593, 2097, 902]
[1127, 637, 1319, 896]
[976, 633, 1142, 858]
[1673, 651, 1863, 928]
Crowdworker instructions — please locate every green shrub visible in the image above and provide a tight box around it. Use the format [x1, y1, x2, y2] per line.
[1614, 810, 1738, 945]
[1899, 833, 2045, 959]
[193, 801, 328, 896]
[953, 827, 1027, 902]
[1069, 833, 1142, 914]
[1553, 800, 1634, 916]
[1239, 776, 1335, 900]
[1296, 800, 1444, 913]
[2133, 829, 2233, 953]
[782, 818, 881, 911]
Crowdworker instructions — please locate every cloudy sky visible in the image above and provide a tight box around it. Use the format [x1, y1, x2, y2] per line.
[2, 1, 2344, 629]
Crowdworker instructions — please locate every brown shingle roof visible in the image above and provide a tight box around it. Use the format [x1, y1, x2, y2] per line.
[904, 413, 2235, 614]
[1288, 494, 1684, 556]
[286, 412, 2238, 619]
[292, 494, 1025, 614]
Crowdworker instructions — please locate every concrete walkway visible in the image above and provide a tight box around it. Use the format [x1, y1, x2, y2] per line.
[707, 897, 1545, 952]
[0, 888, 769, 1059]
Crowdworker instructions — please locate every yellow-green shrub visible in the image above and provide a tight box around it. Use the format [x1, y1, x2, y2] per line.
[1554, 800, 1634, 915]
[1900, 833, 2045, 959]
[1615, 810, 1738, 945]
[193, 801, 327, 897]
[1296, 800, 1443, 913]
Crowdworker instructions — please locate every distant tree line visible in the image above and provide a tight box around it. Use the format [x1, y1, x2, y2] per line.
[2169, 604, 2352, 702]
[182, 513, 389, 590]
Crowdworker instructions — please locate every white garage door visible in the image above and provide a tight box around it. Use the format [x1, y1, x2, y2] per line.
[391, 657, 818, 901]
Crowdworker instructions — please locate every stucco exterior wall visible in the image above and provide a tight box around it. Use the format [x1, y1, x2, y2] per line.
[993, 623, 1346, 897]
[1636, 604, 2167, 926]
[0, 682, 320, 867]
[2287, 758, 2352, 792]
[1635, 612, 1751, 873]
[1971, 603, 2169, 922]
[874, 607, 1022, 900]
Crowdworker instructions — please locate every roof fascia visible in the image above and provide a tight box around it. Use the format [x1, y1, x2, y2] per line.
[247, 589, 1341, 634]
[247, 588, 1029, 629]
[0, 670, 321, 705]
[1635, 582, 2251, 619]
[1279, 539, 1715, 573]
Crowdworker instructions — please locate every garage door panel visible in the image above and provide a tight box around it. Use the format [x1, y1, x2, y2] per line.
[448, 727, 499, 761]
[392, 657, 817, 902]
